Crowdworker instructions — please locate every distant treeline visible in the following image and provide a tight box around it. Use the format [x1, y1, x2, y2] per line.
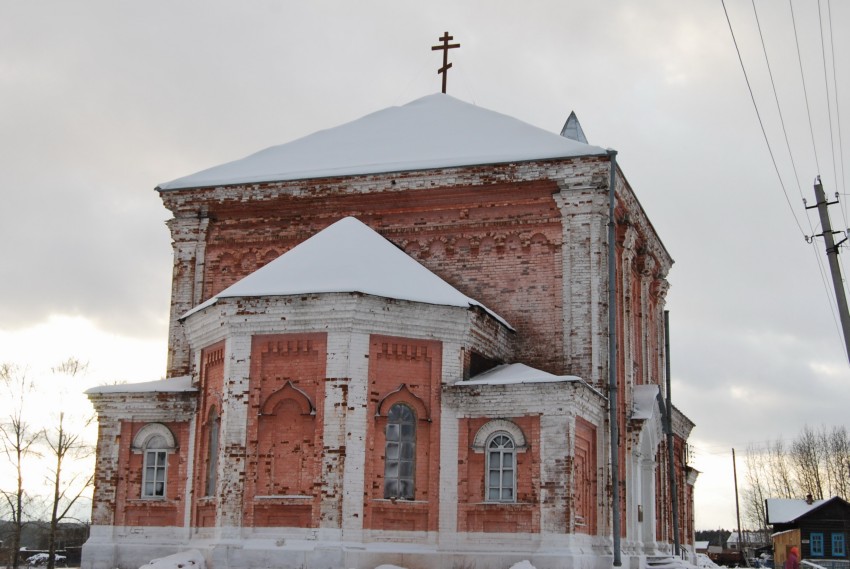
[695, 529, 733, 547]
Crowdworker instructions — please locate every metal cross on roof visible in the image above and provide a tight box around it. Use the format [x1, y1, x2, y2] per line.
[431, 32, 460, 94]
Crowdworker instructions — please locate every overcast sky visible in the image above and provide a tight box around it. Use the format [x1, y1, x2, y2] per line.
[2, 0, 849, 530]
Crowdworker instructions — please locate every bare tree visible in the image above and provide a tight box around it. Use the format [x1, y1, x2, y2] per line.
[43, 358, 95, 569]
[743, 445, 770, 531]
[824, 426, 850, 500]
[765, 439, 795, 499]
[791, 425, 825, 500]
[0, 363, 42, 569]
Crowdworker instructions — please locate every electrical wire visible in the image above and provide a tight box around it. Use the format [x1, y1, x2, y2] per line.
[817, 0, 840, 216]
[789, 0, 823, 175]
[750, 0, 806, 205]
[749, 0, 837, 324]
[826, 0, 848, 225]
[721, 0, 807, 236]
[745, 0, 845, 353]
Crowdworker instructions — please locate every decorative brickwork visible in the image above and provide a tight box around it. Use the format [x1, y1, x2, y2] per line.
[191, 342, 224, 527]
[456, 416, 540, 533]
[244, 333, 326, 528]
[363, 336, 441, 532]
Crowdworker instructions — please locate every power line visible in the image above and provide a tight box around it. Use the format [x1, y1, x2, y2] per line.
[747, 0, 846, 352]
[789, 0, 823, 174]
[721, 0, 807, 236]
[826, 0, 848, 223]
[750, 0, 806, 204]
[817, 0, 840, 205]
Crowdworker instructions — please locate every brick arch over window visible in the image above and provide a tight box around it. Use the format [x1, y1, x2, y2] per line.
[472, 419, 528, 452]
[131, 423, 177, 453]
[260, 381, 315, 416]
[256, 385, 317, 497]
[376, 384, 429, 421]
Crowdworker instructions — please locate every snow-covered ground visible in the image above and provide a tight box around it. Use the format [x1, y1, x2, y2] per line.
[140, 554, 540, 569]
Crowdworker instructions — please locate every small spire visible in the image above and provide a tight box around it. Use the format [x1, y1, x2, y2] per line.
[560, 111, 588, 144]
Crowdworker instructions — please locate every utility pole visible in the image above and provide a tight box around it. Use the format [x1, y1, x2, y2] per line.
[733, 448, 743, 567]
[807, 176, 850, 362]
[665, 311, 681, 557]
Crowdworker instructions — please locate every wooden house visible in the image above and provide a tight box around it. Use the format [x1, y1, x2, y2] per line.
[766, 496, 850, 568]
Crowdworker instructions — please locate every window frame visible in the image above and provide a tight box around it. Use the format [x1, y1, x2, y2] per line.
[485, 431, 516, 503]
[833, 533, 846, 557]
[811, 532, 825, 557]
[141, 448, 168, 499]
[383, 403, 416, 500]
[131, 424, 176, 500]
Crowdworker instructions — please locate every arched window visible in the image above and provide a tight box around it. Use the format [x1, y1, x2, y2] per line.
[142, 434, 168, 499]
[384, 403, 416, 500]
[132, 423, 176, 500]
[486, 432, 516, 502]
[205, 408, 220, 497]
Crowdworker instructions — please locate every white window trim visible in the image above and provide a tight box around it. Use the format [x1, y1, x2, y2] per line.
[131, 422, 177, 453]
[132, 423, 176, 500]
[471, 419, 527, 453]
[485, 431, 517, 503]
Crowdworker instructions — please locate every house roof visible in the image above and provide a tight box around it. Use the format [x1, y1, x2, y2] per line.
[158, 93, 608, 190]
[765, 497, 850, 524]
[181, 216, 510, 327]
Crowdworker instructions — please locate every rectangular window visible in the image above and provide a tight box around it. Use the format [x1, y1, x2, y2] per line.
[833, 533, 846, 557]
[811, 532, 824, 557]
[142, 450, 167, 498]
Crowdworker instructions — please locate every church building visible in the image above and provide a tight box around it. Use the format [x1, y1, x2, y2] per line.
[83, 93, 696, 569]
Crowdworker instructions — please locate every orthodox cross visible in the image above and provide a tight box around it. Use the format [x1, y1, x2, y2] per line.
[431, 32, 460, 94]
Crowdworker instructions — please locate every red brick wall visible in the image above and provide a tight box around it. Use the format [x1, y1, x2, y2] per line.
[243, 333, 327, 528]
[188, 181, 565, 375]
[363, 335, 441, 532]
[574, 417, 598, 535]
[113, 421, 190, 527]
[191, 341, 225, 527]
[456, 416, 540, 533]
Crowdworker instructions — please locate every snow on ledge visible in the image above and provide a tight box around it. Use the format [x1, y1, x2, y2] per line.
[460, 363, 582, 386]
[140, 549, 204, 569]
[86, 376, 196, 395]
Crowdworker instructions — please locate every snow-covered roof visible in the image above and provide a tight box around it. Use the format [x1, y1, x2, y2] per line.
[632, 384, 661, 420]
[460, 363, 582, 386]
[158, 94, 608, 190]
[85, 375, 196, 395]
[765, 498, 826, 524]
[182, 216, 510, 327]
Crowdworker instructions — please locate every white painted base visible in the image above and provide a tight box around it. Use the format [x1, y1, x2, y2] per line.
[83, 526, 691, 569]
